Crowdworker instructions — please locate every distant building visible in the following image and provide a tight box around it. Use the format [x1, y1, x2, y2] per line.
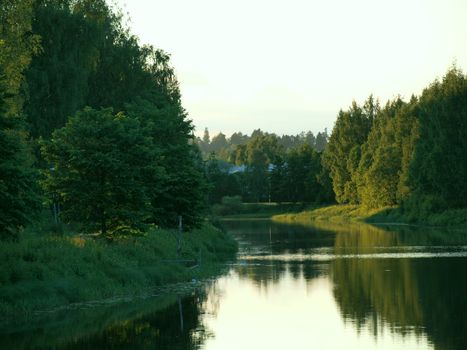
[227, 163, 277, 174]
[227, 164, 247, 174]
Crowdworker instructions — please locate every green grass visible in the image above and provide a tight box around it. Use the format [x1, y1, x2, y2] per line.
[0, 224, 237, 319]
[273, 204, 467, 228]
[212, 202, 305, 219]
[272, 204, 382, 223]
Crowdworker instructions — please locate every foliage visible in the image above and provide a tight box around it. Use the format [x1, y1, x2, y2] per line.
[0, 69, 41, 240]
[24, 0, 112, 138]
[204, 131, 333, 204]
[0, 0, 41, 116]
[0, 1, 42, 240]
[322, 67, 467, 216]
[211, 195, 243, 216]
[196, 128, 328, 161]
[205, 155, 242, 204]
[0, 224, 237, 317]
[126, 99, 207, 230]
[356, 98, 418, 208]
[279, 144, 326, 203]
[408, 67, 467, 209]
[12, 0, 208, 231]
[41, 107, 158, 235]
[322, 97, 376, 204]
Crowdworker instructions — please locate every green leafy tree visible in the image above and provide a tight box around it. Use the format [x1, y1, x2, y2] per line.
[0, 2, 41, 239]
[126, 99, 207, 230]
[0, 0, 40, 116]
[205, 155, 241, 204]
[24, 0, 110, 138]
[280, 144, 331, 203]
[269, 155, 287, 203]
[0, 69, 40, 239]
[315, 155, 335, 203]
[41, 107, 158, 235]
[243, 134, 283, 202]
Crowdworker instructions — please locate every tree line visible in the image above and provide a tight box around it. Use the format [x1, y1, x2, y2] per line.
[196, 127, 329, 161]
[2, 1, 465, 240]
[323, 67, 467, 217]
[204, 66, 467, 215]
[0, 0, 205, 239]
[204, 129, 334, 204]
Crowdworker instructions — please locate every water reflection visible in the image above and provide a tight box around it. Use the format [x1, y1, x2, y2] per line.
[2, 219, 467, 349]
[213, 219, 467, 350]
[0, 291, 213, 350]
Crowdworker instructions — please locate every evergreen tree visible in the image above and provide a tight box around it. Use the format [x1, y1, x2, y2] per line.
[315, 129, 328, 152]
[322, 97, 375, 203]
[284, 144, 321, 202]
[269, 155, 287, 203]
[202, 127, 210, 144]
[409, 67, 467, 209]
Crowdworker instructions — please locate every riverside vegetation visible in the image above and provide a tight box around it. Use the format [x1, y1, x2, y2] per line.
[207, 67, 467, 227]
[0, 0, 236, 318]
[1, 0, 467, 323]
[0, 225, 236, 318]
[273, 204, 467, 228]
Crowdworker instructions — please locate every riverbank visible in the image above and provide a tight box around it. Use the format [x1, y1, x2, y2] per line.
[272, 204, 467, 228]
[0, 224, 237, 319]
[212, 201, 304, 219]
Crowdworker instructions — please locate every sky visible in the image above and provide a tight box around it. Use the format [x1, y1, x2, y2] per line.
[114, 0, 467, 137]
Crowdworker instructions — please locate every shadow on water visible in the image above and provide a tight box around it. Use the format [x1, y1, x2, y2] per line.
[0, 285, 217, 350]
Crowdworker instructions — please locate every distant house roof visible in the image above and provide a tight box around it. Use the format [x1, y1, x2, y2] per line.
[226, 163, 278, 174]
[228, 164, 247, 174]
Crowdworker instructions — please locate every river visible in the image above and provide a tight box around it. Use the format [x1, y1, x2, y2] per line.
[1, 219, 467, 349]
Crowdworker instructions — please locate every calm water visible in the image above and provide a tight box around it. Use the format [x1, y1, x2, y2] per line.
[2, 219, 467, 349]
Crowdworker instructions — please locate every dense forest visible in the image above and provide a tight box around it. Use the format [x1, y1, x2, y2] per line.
[1, 0, 467, 241]
[0, 0, 206, 239]
[196, 128, 329, 160]
[203, 67, 467, 222]
[323, 67, 467, 219]
[200, 128, 333, 204]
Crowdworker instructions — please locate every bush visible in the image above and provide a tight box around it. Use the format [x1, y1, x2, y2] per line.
[212, 196, 243, 216]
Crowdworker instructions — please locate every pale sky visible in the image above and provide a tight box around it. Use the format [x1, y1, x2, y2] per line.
[114, 0, 467, 137]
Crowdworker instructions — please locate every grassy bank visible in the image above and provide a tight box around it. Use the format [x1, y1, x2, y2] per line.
[273, 204, 467, 227]
[212, 201, 305, 219]
[272, 204, 382, 224]
[0, 224, 237, 319]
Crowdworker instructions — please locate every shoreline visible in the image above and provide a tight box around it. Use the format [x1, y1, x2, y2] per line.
[272, 204, 467, 229]
[0, 224, 237, 320]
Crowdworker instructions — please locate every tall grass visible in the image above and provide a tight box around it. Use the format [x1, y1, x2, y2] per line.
[0, 225, 237, 318]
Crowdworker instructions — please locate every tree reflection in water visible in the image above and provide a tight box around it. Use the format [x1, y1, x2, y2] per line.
[2, 220, 467, 350]
[223, 219, 467, 350]
[0, 289, 216, 350]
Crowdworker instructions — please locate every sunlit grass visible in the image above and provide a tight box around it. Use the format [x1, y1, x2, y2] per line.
[0, 225, 237, 318]
[273, 204, 467, 228]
